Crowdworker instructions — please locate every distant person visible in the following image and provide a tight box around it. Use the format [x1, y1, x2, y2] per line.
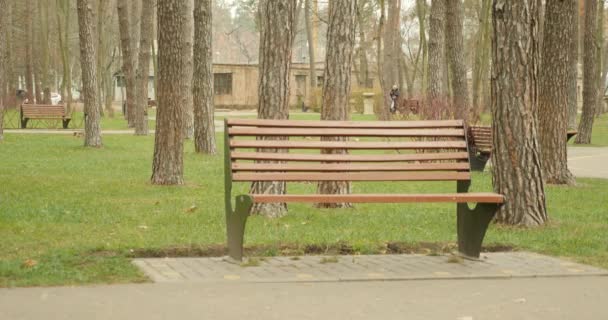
[389, 85, 399, 113]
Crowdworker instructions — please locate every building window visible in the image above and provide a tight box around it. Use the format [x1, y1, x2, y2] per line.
[317, 76, 324, 87]
[116, 76, 126, 88]
[214, 73, 233, 95]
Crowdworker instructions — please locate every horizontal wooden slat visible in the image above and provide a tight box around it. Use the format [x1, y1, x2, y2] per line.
[230, 140, 467, 150]
[232, 162, 470, 172]
[226, 118, 464, 128]
[232, 171, 471, 181]
[251, 193, 504, 204]
[228, 127, 465, 137]
[231, 151, 470, 162]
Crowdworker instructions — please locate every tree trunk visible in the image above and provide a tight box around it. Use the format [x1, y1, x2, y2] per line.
[305, 0, 318, 97]
[0, 0, 7, 141]
[596, 0, 606, 117]
[491, 0, 547, 226]
[315, 0, 357, 209]
[445, 0, 470, 122]
[117, 0, 136, 126]
[427, 0, 447, 119]
[416, 0, 428, 98]
[77, 0, 102, 147]
[57, 0, 73, 114]
[376, 0, 386, 119]
[568, 3, 579, 129]
[575, 0, 599, 144]
[151, 0, 187, 185]
[538, 0, 576, 185]
[249, 0, 297, 218]
[182, 0, 194, 139]
[471, 0, 492, 123]
[96, 0, 112, 117]
[135, 0, 154, 136]
[356, 0, 370, 88]
[193, 0, 216, 154]
[381, 0, 400, 118]
[25, 0, 34, 103]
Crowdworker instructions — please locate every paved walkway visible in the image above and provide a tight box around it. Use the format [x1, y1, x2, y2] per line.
[2, 276, 608, 319]
[568, 147, 608, 178]
[133, 252, 607, 283]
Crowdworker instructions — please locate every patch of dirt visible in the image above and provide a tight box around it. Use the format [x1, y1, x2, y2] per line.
[123, 242, 515, 258]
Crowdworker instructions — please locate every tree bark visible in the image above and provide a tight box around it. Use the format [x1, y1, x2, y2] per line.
[305, 0, 318, 95]
[77, 0, 103, 147]
[315, 0, 357, 209]
[471, 0, 492, 123]
[151, 0, 187, 185]
[491, 0, 547, 226]
[117, 0, 136, 126]
[193, 0, 216, 154]
[575, 0, 599, 144]
[538, 0, 576, 185]
[596, 0, 606, 116]
[381, 0, 400, 118]
[445, 0, 470, 122]
[25, 0, 34, 103]
[57, 0, 73, 114]
[376, 0, 386, 119]
[568, 2, 579, 129]
[427, 0, 447, 119]
[249, 0, 297, 218]
[135, 0, 154, 136]
[416, 0, 428, 98]
[182, 0, 194, 139]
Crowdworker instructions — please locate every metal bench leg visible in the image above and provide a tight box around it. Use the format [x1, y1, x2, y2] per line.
[456, 203, 500, 258]
[226, 195, 253, 261]
[469, 150, 489, 172]
[62, 119, 71, 129]
[21, 118, 28, 129]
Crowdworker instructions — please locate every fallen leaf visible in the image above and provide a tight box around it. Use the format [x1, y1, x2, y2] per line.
[22, 259, 38, 268]
[184, 205, 198, 213]
[138, 225, 148, 230]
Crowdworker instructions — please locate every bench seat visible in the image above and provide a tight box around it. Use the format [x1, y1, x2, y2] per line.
[251, 193, 505, 204]
[20, 104, 71, 129]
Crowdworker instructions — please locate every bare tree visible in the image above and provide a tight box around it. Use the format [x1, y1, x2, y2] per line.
[568, 2, 579, 129]
[151, 0, 187, 185]
[193, 0, 216, 154]
[575, 0, 599, 144]
[305, 0, 318, 97]
[135, 0, 154, 135]
[249, 0, 298, 218]
[491, 0, 547, 226]
[316, 0, 357, 208]
[117, 0, 136, 126]
[56, 0, 73, 113]
[538, 0, 576, 185]
[77, 0, 103, 147]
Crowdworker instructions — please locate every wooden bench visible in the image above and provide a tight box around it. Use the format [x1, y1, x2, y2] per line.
[468, 125, 579, 171]
[20, 104, 71, 129]
[224, 119, 505, 261]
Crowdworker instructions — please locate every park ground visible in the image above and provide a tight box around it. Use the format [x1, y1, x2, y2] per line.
[0, 112, 607, 287]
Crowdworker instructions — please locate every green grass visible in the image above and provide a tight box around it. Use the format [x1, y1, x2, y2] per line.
[568, 113, 608, 147]
[1, 132, 607, 287]
[2, 109, 157, 130]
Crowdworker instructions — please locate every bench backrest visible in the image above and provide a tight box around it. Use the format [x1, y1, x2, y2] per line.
[468, 126, 492, 151]
[21, 104, 67, 117]
[225, 119, 472, 184]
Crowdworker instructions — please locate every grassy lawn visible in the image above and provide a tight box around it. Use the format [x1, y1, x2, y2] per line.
[1, 131, 607, 287]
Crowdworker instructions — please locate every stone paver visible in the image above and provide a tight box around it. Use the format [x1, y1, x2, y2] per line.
[133, 252, 608, 284]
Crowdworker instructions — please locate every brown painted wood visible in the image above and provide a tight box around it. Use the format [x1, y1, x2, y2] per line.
[232, 162, 471, 172]
[226, 118, 464, 128]
[231, 151, 470, 162]
[251, 193, 504, 203]
[233, 171, 471, 181]
[230, 140, 468, 150]
[228, 127, 465, 137]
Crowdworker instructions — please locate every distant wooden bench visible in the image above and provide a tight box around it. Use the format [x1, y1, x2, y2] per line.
[468, 125, 579, 171]
[20, 104, 71, 129]
[224, 119, 505, 261]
